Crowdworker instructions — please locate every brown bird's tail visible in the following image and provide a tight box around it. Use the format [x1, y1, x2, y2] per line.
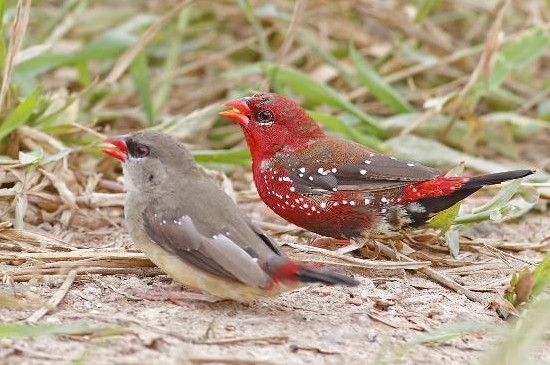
[296, 268, 360, 286]
[267, 256, 359, 287]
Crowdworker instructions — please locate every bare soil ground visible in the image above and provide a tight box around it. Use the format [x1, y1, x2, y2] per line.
[2, 193, 550, 365]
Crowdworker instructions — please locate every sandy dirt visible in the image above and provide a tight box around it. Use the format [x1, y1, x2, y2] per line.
[1, 191, 550, 365]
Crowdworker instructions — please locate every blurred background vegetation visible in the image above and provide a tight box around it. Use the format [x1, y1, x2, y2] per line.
[1, 0, 550, 172]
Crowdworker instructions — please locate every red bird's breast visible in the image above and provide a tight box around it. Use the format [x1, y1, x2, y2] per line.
[253, 161, 397, 239]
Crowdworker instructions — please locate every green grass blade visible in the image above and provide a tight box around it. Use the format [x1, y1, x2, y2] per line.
[261, 63, 385, 137]
[0, 88, 40, 141]
[308, 110, 387, 151]
[476, 28, 550, 97]
[482, 295, 550, 365]
[0, 323, 125, 338]
[350, 45, 415, 113]
[130, 50, 155, 125]
[192, 148, 251, 166]
[0, 0, 6, 71]
[414, 0, 442, 23]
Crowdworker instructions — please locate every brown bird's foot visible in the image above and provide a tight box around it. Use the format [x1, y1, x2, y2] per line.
[310, 237, 350, 250]
[128, 287, 223, 304]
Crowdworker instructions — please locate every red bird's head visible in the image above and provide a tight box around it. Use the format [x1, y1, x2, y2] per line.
[220, 93, 324, 160]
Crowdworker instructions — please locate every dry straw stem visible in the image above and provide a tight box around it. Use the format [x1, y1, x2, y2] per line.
[0, 0, 31, 115]
[26, 269, 77, 323]
[104, 0, 195, 84]
[0, 227, 79, 251]
[283, 241, 430, 270]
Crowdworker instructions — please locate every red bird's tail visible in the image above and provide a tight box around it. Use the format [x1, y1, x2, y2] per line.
[460, 170, 535, 190]
[267, 256, 359, 287]
[406, 169, 535, 227]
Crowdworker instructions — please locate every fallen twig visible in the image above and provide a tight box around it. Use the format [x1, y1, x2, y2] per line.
[26, 269, 76, 323]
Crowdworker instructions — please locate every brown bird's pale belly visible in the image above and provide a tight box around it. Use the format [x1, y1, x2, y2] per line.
[126, 216, 285, 302]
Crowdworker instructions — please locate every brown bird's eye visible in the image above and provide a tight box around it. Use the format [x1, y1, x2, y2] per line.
[135, 145, 150, 158]
[128, 142, 150, 159]
[256, 110, 275, 126]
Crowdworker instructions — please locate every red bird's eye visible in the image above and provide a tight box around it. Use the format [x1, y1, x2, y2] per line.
[256, 110, 275, 126]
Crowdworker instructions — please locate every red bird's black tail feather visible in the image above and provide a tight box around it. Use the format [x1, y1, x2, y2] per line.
[407, 169, 534, 227]
[460, 169, 535, 190]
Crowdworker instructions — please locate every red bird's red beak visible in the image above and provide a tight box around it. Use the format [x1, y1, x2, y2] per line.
[220, 99, 251, 126]
[102, 137, 128, 162]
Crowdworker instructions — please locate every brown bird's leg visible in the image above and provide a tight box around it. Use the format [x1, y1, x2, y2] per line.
[128, 287, 223, 304]
[310, 237, 350, 250]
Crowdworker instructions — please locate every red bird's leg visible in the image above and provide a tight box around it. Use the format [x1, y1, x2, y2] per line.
[311, 237, 351, 250]
[128, 287, 223, 303]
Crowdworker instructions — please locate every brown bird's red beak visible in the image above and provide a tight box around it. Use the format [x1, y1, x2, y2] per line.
[220, 99, 251, 126]
[102, 137, 128, 162]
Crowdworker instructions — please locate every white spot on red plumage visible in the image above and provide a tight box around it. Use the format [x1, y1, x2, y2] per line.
[299, 173, 304, 177]
[309, 176, 313, 181]
[334, 202, 339, 206]
[365, 160, 372, 164]
[299, 167, 306, 173]
[290, 187, 296, 192]
[342, 200, 348, 205]
[364, 198, 371, 205]
[312, 206, 316, 211]
[350, 201, 356, 206]
[381, 197, 388, 203]
[303, 203, 309, 209]
[332, 187, 337, 191]
[331, 168, 337, 173]
[360, 169, 367, 175]
[369, 153, 375, 157]
[320, 202, 327, 208]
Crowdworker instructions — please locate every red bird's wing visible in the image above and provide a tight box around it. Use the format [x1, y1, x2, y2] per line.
[280, 137, 440, 195]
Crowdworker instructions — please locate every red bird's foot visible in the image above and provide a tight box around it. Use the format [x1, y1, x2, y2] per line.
[311, 237, 351, 250]
[128, 287, 223, 304]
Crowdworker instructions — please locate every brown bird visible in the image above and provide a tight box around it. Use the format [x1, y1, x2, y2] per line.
[103, 131, 358, 302]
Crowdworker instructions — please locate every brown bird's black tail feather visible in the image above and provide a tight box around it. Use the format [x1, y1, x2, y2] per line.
[407, 169, 535, 227]
[297, 268, 360, 287]
[267, 256, 359, 287]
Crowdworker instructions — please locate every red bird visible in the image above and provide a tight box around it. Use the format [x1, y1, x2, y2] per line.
[220, 93, 534, 245]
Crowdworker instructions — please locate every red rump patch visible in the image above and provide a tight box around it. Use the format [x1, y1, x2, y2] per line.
[271, 261, 300, 284]
[403, 177, 469, 202]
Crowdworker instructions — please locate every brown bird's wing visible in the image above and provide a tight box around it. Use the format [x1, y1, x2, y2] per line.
[280, 137, 440, 194]
[142, 203, 274, 288]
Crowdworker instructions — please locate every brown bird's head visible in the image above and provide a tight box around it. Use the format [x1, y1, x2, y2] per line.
[103, 131, 198, 193]
[220, 93, 325, 161]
